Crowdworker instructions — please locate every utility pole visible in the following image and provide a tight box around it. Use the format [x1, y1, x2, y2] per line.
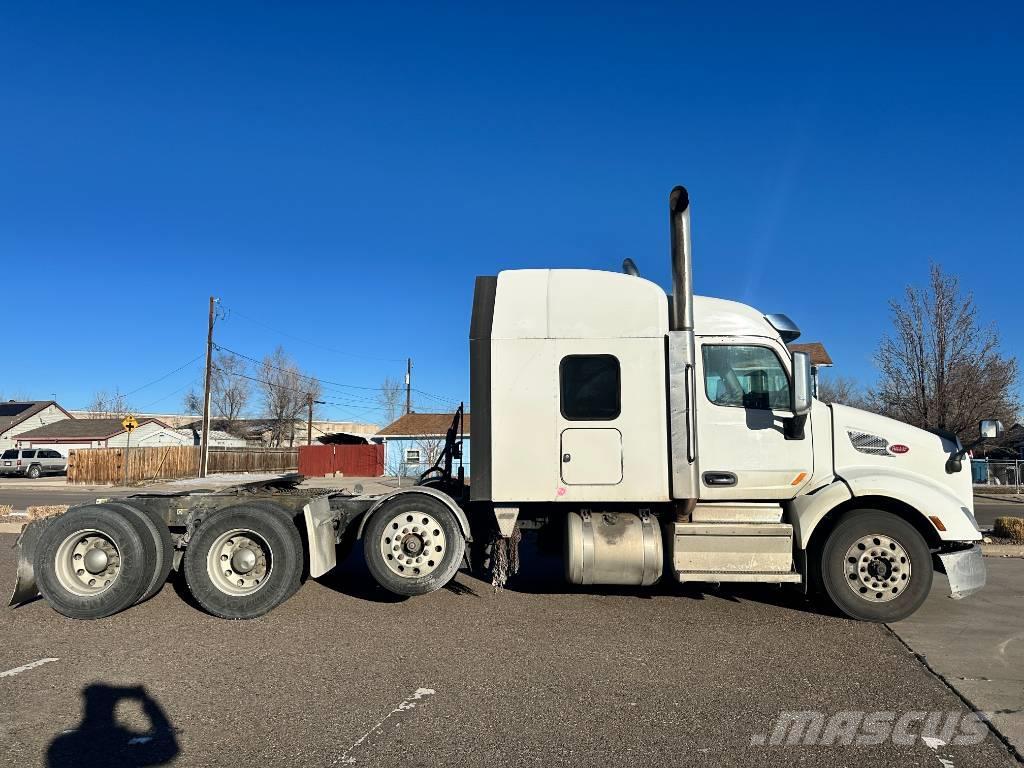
[405, 357, 412, 415]
[307, 393, 314, 446]
[306, 395, 325, 446]
[199, 296, 216, 478]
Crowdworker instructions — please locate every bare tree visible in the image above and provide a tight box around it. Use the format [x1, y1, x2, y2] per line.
[816, 375, 876, 411]
[416, 435, 445, 467]
[258, 347, 321, 447]
[183, 353, 251, 431]
[87, 390, 133, 418]
[378, 376, 404, 425]
[211, 353, 251, 430]
[873, 264, 1019, 444]
[182, 389, 202, 415]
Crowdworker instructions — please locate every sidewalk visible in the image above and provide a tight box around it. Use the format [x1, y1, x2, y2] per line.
[890, 556, 1024, 758]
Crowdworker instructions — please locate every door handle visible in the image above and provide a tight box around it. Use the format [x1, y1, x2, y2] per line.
[702, 471, 737, 487]
[562, 453, 571, 463]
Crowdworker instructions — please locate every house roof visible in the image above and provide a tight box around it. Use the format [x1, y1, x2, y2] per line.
[0, 401, 71, 435]
[788, 342, 834, 367]
[16, 417, 169, 440]
[376, 412, 471, 438]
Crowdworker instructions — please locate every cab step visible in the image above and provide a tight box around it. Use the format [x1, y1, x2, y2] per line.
[671, 521, 798, 584]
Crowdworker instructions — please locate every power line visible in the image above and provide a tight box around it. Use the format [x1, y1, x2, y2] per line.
[212, 365, 392, 416]
[213, 343, 463, 408]
[123, 354, 205, 396]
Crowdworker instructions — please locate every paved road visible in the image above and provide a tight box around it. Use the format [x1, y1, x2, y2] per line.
[0, 534, 1016, 767]
[975, 496, 1024, 530]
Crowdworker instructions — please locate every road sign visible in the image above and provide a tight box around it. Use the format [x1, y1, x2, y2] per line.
[122, 415, 139, 433]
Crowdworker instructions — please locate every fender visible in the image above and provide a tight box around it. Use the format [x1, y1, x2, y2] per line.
[355, 486, 473, 542]
[839, 466, 981, 542]
[788, 480, 853, 549]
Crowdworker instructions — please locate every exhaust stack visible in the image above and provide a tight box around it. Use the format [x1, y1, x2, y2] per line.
[669, 185, 694, 332]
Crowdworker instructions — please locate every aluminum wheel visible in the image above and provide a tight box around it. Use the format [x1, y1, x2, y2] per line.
[379, 510, 447, 579]
[844, 533, 912, 603]
[54, 529, 121, 597]
[205, 529, 273, 596]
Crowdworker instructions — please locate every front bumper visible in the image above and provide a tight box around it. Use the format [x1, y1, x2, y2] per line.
[935, 544, 986, 600]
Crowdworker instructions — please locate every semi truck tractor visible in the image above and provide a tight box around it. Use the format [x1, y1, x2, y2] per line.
[9, 185, 994, 623]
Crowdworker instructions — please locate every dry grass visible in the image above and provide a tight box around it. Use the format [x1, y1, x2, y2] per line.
[0, 504, 12, 517]
[26, 505, 69, 520]
[994, 516, 1024, 543]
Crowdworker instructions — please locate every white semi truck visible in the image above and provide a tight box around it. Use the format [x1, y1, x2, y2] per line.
[10, 186, 994, 623]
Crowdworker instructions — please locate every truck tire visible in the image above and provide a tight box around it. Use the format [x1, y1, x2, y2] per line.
[820, 509, 933, 622]
[363, 496, 465, 596]
[34, 505, 151, 619]
[105, 502, 174, 604]
[27, 464, 41, 479]
[183, 505, 303, 619]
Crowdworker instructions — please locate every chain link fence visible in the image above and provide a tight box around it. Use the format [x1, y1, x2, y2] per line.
[972, 459, 1023, 491]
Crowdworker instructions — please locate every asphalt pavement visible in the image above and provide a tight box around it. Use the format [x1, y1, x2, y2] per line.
[0, 533, 1017, 767]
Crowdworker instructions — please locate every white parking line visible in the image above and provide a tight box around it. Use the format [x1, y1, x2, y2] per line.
[0, 658, 59, 679]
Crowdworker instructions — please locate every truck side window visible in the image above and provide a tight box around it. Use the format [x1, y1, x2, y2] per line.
[560, 355, 621, 420]
[702, 345, 790, 410]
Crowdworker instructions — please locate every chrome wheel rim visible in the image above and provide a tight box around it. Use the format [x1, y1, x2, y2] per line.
[844, 533, 911, 603]
[206, 529, 272, 596]
[55, 529, 121, 596]
[379, 510, 447, 578]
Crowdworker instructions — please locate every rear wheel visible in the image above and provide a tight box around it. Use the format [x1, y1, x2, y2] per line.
[820, 509, 933, 622]
[34, 506, 150, 619]
[27, 464, 41, 479]
[183, 505, 303, 619]
[363, 496, 465, 596]
[106, 502, 174, 604]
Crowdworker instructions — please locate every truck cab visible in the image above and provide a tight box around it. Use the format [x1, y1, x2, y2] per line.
[468, 186, 988, 622]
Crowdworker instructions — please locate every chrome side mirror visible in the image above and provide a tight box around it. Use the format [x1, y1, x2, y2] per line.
[791, 351, 812, 416]
[980, 419, 1004, 440]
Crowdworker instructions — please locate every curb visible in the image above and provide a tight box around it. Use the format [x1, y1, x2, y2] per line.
[982, 543, 1024, 559]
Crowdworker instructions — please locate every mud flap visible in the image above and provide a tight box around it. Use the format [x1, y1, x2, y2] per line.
[935, 543, 986, 600]
[8, 517, 58, 607]
[302, 496, 337, 579]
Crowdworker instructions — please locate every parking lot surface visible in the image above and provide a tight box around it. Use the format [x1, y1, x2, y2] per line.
[1, 532, 1017, 768]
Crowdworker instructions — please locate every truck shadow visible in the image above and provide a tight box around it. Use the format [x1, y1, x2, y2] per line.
[472, 534, 835, 617]
[47, 683, 179, 767]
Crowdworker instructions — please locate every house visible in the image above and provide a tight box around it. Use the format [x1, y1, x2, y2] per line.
[15, 418, 190, 453]
[0, 401, 73, 450]
[374, 412, 470, 477]
[174, 427, 247, 448]
[788, 342, 833, 397]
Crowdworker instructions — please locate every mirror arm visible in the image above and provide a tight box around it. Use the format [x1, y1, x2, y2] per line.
[946, 437, 987, 474]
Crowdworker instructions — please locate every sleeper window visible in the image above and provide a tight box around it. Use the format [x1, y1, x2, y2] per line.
[560, 355, 621, 420]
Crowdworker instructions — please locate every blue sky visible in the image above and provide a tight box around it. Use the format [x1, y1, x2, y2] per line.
[2, 2, 1021, 424]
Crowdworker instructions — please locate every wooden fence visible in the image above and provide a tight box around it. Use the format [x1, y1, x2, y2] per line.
[67, 446, 299, 485]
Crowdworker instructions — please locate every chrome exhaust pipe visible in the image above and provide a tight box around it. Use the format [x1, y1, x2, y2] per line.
[669, 185, 694, 332]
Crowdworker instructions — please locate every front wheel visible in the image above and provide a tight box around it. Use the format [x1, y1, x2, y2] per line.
[819, 509, 933, 622]
[363, 496, 465, 596]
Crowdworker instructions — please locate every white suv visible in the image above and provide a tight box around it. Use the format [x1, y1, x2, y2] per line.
[0, 448, 67, 478]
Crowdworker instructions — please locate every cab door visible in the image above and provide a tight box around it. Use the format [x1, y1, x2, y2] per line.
[695, 338, 813, 500]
